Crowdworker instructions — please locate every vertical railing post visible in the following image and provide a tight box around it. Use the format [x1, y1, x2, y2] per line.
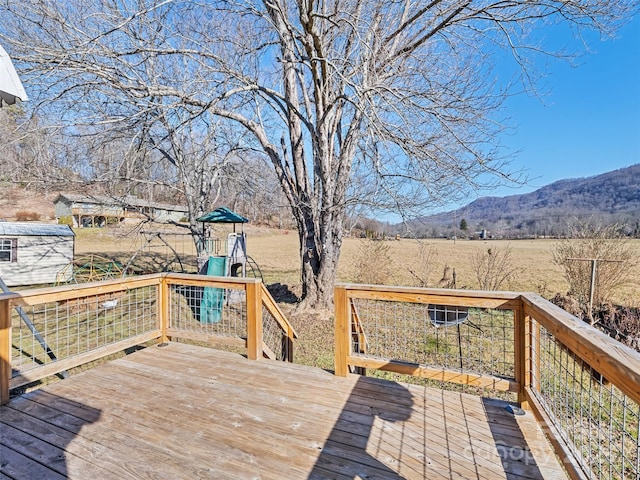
[514, 302, 528, 408]
[334, 285, 350, 376]
[246, 281, 262, 360]
[0, 298, 11, 405]
[532, 319, 541, 393]
[522, 302, 541, 396]
[522, 312, 532, 410]
[159, 276, 170, 344]
[285, 326, 294, 363]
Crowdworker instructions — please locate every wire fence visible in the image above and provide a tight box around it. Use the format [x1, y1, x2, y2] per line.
[262, 307, 290, 361]
[11, 285, 158, 374]
[168, 283, 247, 340]
[9, 276, 292, 378]
[350, 297, 515, 381]
[2, 274, 296, 403]
[531, 323, 640, 479]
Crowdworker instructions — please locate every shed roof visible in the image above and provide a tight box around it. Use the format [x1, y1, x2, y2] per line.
[0, 222, 75, 237]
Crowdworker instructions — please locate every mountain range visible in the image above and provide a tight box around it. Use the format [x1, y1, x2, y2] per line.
[407, 164, 640, 237]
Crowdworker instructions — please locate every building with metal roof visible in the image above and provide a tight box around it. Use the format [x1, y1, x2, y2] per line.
[53, 193, 188, 227]
[0, 222, 75, 237]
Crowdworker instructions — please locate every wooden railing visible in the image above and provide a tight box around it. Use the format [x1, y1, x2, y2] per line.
[335, 284, 523, 392]
[2, 275, 638, 479]
[0, 273, 296, 405]
[334, 283, 640, 480]
[521, 293, 640, 480]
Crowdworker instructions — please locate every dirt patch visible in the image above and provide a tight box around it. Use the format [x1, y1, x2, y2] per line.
[0, 185, 57, 221]
[550, 293, 640, 352]
[595, 303, 640, 352]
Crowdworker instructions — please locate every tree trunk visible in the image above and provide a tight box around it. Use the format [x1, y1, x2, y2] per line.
[295, 207, 343, 311]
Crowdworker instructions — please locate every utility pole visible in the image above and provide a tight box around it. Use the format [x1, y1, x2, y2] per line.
[566, 258, 623, 324]
[453, 212, 457, 245]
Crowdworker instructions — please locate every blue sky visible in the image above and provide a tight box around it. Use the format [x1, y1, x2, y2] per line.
[484, 16, 640, 202]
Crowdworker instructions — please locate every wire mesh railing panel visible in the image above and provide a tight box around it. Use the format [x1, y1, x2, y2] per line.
[531, 323, 640, 480]
[168, 283, 247, 339]
[351, 298, 515, 379]
[10, 285, 158, 374]
[262, 308, 287, 361]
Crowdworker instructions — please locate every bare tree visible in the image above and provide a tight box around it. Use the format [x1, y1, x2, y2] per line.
[553, 220, 638, 315]
[132, 112, 245, 249]
[0, 106, 70, 189]
[220, 155, 292, 227]
[1, 2, 247, 250]
[0, 106, 31, 183]
[471, 246, 517, 291]
[1, 0, 633, 309]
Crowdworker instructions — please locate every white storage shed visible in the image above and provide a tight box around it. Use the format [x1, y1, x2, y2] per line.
[0, 222, 75, 287]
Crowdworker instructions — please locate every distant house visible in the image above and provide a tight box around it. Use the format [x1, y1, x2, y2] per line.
[0, 222, 75, 287]
[53, 194, 188, 227]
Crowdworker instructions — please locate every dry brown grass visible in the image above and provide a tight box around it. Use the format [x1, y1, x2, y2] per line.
[15, 210, 41, 221]
[72, 225, 640, 303]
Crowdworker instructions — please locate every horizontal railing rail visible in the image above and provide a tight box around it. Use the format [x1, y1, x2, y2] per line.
[521, 293, 640, 405]
[0, 273, 295, 404]
[335, 283, 640, 480]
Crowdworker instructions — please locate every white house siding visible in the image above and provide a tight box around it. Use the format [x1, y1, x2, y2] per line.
[153, 209, 187, 223]
[54, 198, 73, 218]
[0, 224, 75, 287]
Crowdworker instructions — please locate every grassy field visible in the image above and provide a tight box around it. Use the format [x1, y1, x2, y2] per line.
[74, 224, 640, 304]
[251, 230, 640, 304]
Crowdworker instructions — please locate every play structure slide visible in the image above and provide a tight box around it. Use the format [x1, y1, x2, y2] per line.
[200, 256, 227, 324]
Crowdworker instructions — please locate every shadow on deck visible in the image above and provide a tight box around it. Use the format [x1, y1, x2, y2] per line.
[0, 343, 566, 479]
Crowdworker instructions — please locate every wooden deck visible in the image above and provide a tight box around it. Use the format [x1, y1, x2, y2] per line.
[0, 343, 567, 479]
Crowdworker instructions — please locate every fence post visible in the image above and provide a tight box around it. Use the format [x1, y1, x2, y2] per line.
[159, 276, 170, 344]
[514, 302, 529, 408]
[0, 298, 11, 405]
[246, 281, 263, 360]
[285, 325, 294, 363]
[334, 285, 350, 376]
[532, 320, 541, 393]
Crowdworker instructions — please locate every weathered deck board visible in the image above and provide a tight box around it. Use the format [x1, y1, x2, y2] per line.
[0, 342, 567, 479]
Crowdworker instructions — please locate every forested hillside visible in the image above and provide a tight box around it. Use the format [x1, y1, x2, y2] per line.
[408, 164, 640, 238]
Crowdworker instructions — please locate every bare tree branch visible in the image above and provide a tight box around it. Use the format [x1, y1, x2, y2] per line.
[0, 0, 634, 308]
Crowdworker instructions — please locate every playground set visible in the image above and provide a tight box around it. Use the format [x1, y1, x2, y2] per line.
[123, 207, 263, 323]
[193, 207, 258, 323]
[121, 207, 262, 281]
[1, 208, 262, 373]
